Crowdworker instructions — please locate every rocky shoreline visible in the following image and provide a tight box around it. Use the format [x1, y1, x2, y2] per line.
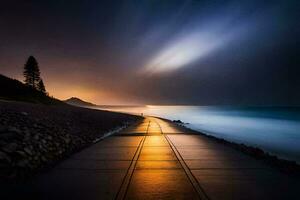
[171, 118, 300, 175]
[0, 101, 141, 182]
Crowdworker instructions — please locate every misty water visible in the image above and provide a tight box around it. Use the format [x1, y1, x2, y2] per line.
[97, 105, 300, 163]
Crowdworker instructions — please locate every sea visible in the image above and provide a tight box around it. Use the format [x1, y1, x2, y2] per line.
[96, 105, 300, 163]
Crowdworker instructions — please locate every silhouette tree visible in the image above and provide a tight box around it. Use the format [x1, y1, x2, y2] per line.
[37, 79, 46, 94]
[23, 56, 41, 88]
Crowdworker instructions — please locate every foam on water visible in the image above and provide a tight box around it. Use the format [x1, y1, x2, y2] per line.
[97, 105, 300, 163]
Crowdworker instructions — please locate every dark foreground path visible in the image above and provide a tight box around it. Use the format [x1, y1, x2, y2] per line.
[5, 117, 299, 200]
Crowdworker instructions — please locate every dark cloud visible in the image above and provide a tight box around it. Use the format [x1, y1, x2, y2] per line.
[0, 0, 299, 105]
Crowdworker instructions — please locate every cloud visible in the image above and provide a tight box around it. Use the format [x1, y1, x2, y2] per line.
[140, 2, 263, 74]
[142, 30, 226, 73]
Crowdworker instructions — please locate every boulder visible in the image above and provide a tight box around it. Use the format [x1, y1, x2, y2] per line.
[7, 126, 22, 134]
[0, 151, 11, 162]
[2, 143, 18, 153]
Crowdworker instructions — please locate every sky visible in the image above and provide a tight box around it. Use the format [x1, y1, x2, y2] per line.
[0, 0, 299, 105]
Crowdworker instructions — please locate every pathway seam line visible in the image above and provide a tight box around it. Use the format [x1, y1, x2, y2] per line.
[154, 118, 210, 200]
[115, 120, 149, 200]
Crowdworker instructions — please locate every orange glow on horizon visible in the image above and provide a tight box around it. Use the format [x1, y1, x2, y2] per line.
[47, 86, 98, 102]
[45, 81, 141, 105]
[10, 72, 142, 105]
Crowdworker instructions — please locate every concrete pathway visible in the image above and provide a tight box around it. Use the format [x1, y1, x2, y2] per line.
[13, 117, 300, 199]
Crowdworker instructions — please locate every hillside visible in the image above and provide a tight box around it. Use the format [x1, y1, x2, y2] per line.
[0, 74, 62, 104]
[64, 97, 96, 107]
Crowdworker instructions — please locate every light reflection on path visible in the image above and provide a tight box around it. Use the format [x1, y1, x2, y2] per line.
[28, 116, 300, 200]
[121, 117, 299, 200]
[96, 105, 300, 163]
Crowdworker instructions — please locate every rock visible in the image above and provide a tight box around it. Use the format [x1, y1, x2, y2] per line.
[24, 132, 31, 141]
[0, 151, 11, 162]
[24, 147, 32, 155]
[34, 134, 39, 140]
[7, 126, 22, 134]
[64, 137, 71, 144]
[38, 143, 43, 149]
[2, 143, 18, 153]
[41, 156, 47, 162]
[23, 128, 30, 134]
[34, 156, 38, 161]
[16, 159, 29, 168]
[16, 150, 27, 157]
[173, 119, 184, 124]
[21, 111, 28, 116]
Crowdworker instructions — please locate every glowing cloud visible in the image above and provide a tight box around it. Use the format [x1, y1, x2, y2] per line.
[142, 11, 254, 74]
[143, 29, 236, 73]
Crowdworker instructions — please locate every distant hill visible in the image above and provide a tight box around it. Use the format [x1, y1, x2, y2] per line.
[0, 74, 62, 105]
[64, 97, 96, 107]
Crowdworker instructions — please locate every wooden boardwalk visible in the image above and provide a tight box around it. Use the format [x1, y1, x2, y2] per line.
[8, 117, 300, 199]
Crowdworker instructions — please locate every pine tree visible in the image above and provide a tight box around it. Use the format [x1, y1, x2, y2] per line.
[37, 79, 46, 94]
[23, 56, 41, 88]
